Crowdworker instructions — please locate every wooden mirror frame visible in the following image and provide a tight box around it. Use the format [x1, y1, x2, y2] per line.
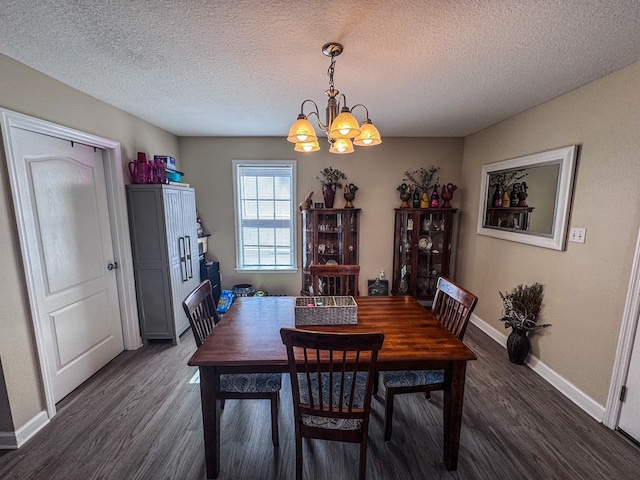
[476, 145, 578, 251]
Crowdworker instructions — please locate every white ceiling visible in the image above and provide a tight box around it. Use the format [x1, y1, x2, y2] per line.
[1, 1, 639, 138]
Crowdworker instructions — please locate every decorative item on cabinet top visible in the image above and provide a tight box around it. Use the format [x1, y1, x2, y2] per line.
[128, 152, 185, 185]
[440, 183, 458, 208]
[316, 166, 347, 209]
[396, 166, 462, 210]
[402, 165, 440, 200]
[343, 183, 358, 208]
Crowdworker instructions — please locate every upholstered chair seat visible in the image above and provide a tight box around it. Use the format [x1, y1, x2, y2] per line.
[381, 370, 444, 389]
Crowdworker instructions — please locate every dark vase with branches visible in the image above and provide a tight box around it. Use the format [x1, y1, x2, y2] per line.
[316, 167, 347, 208]
[499, 283, 551, 364]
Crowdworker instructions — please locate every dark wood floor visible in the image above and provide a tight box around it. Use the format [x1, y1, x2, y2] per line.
[1, 323, 639, 480]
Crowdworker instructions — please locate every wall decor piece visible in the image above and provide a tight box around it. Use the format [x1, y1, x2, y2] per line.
[477, 145, 577, 251]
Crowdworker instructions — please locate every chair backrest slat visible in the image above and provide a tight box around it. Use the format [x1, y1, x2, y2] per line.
[431, 277, 478, 340]
[310, 264, 360, 296]
[182, 280, 221, 347]
[280, 328, 384, 422]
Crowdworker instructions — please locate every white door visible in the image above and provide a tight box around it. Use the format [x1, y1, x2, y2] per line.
[619, 318, 640, 441]
[9, 127, 124, 403]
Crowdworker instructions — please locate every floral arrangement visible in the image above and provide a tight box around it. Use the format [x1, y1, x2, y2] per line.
[492, 169, 527, 191]
[403, 166, 441, 195]
[499, 283, 551, 331]
[316, 167, 347, 192]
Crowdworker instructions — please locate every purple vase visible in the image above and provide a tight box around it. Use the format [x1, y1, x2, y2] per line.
[323, 187, 335, 208]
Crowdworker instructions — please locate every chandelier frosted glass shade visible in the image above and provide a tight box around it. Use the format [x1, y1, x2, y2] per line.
[294, 140, 320, 152]
[328, 110, 361, 139]
[329, 138, 355, 154]
[287, 116, 318, 143]
[353, 120, 382, 146]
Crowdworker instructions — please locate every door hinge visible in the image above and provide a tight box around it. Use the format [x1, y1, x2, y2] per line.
[620, 385, 627, 402]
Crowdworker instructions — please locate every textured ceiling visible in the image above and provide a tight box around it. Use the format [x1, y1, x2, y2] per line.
[1, 0, 639, 137]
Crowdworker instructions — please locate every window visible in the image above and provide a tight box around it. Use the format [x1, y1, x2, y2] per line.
[233, 160, 297, 271]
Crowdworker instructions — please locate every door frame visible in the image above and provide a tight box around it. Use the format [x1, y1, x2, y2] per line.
[604, 225, 640, 428]
[0, 108, 141, 419]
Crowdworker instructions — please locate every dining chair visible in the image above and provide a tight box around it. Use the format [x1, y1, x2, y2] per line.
[280, 327, 385, 480]
[182, 280, 281, 446]
[310, 264, 360, 296]
[380, 276, 478, 441]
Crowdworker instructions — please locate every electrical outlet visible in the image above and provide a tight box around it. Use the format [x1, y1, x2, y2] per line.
[569, 227, 586, 243]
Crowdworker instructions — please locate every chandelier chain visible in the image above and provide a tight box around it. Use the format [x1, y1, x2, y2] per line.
[327, 54, 336, 92]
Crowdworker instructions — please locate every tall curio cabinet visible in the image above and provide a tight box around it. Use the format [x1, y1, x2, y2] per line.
[392, 208, 458, 303]
[301, 208, 360, 295]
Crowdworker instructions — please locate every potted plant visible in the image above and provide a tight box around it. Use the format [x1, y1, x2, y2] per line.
[499, 283, 551, 364]
[316, 167, 347, 208]
[403, 166, 440, 206]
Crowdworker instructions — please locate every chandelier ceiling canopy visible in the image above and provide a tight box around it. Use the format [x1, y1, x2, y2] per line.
[287, 42, 382, 154]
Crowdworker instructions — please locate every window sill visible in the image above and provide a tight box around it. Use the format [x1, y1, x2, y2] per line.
[235, 266, 298, 273]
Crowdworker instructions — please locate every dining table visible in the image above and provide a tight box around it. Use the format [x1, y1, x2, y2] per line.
[188, 295, 477, 479]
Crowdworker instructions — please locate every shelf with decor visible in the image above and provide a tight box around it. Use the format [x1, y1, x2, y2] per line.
[485, 206, 534, 231]
[301, 208, 360, 295]
[391, 208, 458, 304]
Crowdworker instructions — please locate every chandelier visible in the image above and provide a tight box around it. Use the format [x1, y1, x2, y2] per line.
[287, 42, 382, 154]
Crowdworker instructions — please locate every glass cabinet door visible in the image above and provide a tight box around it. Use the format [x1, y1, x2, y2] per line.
[301, 211, 314, 294]
[392, 208, 457, 302]
[415, 211, 449, 297]
[392, 210, 415, 295]
[301, 208, 360, 295]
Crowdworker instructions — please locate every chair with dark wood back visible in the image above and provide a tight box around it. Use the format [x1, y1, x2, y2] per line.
[182, 279, 221, 347]
[280, 327, 385, 480]
[380, 276, 478, 441]
[183, 280, 281, 446]
[310, 264, 360, 296]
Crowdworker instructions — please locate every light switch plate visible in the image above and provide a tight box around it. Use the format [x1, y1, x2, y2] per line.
[569, 227, 586, 243]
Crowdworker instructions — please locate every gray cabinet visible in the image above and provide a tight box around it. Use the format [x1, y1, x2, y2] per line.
[126, 184, 199, 344]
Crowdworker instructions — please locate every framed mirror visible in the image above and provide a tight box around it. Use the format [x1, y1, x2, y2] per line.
[477, 145, 578, 250]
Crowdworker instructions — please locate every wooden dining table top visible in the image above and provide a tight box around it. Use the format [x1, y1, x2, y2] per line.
[188, 295, 477, 370]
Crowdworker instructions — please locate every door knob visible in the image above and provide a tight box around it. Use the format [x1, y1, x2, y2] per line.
[107, 262, 119, 271]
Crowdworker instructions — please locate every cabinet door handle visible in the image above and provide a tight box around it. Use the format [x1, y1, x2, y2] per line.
[179, 236, 187, 281]
[186, 235, 193, 279]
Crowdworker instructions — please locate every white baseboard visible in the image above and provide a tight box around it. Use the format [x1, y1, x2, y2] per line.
[0, 410, 49, 449]
[471, 314, 606, 422]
